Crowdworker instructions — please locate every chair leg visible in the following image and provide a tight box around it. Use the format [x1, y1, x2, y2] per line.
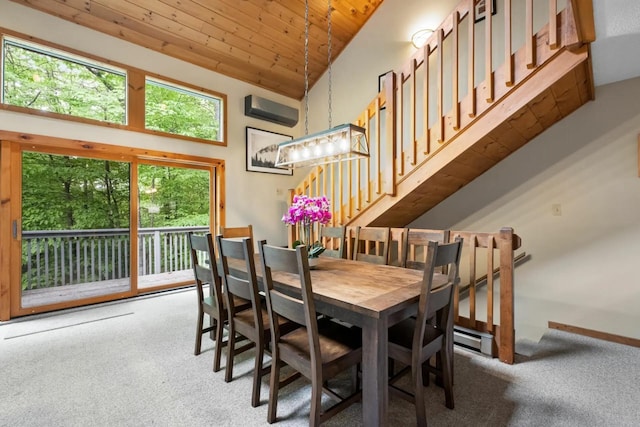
[194, 310, 204, 356]
[441, 346, 454, 409]
[213, 317, 225, 372]
[225, 322, 236, 383]
[309, 374, 323, 427]
[413, 363, 428, 427]
[251, 339, 264, 407]
[267, 359, 281, 424]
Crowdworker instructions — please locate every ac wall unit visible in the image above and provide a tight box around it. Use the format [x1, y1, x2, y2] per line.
[244, 95, 299, 127]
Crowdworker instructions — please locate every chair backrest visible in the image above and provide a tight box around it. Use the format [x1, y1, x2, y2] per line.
[402, 228, 451, 270]
[216, 235, 263, 329]
[258, 242, 321, 366]
[353, 226, 391, 265]
[319, 226, 346, 259]
[413, 238, 463, 352]
[219, 224, 254, 241]
[188, 232, 224, 310]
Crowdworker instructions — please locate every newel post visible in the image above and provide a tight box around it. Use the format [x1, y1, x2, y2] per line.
[498, 227, 515, 364]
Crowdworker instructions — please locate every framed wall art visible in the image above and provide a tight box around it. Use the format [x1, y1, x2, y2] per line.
[475, 0, 497, 22]
[245, 127, 293, 175]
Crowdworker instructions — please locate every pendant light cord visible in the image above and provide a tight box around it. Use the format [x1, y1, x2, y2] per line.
[304, 0, 309, 136]
[327, 0, 332, 129]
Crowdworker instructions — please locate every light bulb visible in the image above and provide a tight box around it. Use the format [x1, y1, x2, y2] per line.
[339, 137, 349, 152]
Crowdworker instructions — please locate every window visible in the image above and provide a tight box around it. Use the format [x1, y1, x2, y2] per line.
[2, 37, 126, 124]
[1, 31, 227, 145]
[145, 78, 223, 142]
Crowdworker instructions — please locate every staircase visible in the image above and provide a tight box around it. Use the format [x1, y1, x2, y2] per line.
[288, 0, 595, 364]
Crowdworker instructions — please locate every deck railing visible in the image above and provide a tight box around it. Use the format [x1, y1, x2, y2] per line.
[21, 226, 208, 290]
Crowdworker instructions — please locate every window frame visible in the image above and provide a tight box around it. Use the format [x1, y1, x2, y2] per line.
[0, 28, 227, 146]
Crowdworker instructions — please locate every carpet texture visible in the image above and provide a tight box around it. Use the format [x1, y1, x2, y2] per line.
[1, 289, 638, 426]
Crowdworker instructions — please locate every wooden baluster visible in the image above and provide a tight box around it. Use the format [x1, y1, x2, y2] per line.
[410, 58, 417, 166]
[485, 0, 494, 102]
[398, 72, 405, 176]
[526, 0, 535, 68]
[469, 234, 477, 324]
[452, 233, 461, 323]
[452, 10, 460, 131]
[486, 236, 495, 333]
[437, 28, 444, 142]
[505, 0, 514, 86]
[467, 0, 476, 118]
[549, 0, 558, 48]
[423, 43, 431, 153]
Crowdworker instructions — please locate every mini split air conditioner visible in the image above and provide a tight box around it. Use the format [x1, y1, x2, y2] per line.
[244, 95, 299, 127]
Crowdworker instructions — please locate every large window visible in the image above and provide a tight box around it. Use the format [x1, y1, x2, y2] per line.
[2, 37, 126, 124]
[0, 30, 227, 145]
[145, 78, 223, 141]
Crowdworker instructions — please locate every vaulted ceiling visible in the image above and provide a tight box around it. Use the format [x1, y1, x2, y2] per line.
[10, 0, 384, 100]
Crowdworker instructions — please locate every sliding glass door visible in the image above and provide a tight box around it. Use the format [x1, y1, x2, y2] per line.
[20, 152, 132, 308]
[137, 163, 210, 291]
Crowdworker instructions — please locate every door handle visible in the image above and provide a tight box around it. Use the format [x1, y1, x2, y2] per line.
[12, 219, 20, 240]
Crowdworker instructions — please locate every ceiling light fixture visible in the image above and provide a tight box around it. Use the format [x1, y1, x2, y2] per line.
[411, 28, 434, 49]
[275, 0, 369, 169]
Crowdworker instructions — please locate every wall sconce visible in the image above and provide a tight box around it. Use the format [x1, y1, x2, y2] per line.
[411, 28, 434, 49]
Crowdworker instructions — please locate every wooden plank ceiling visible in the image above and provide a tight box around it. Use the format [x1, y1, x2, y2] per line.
[11, 0, 383, 100]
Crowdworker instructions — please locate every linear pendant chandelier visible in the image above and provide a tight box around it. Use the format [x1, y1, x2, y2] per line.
[275, 0, 369, 169]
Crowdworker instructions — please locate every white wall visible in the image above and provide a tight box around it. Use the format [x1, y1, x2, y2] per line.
[306, 0, 640, 343]
[412, 76, 640, 342]
[0, 1, 302, 247]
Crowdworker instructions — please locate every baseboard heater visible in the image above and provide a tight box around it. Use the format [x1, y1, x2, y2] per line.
[454, 326, 494, 357]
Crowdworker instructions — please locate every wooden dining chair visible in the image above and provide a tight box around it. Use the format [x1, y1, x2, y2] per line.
[188, 232, 249, 372]
[219, 224, 254, 241]
[353, 226, 391, 265]
[387, 238, 462, 427]
[319, 225, 346, 259]
[402, 228, 450, 270]
[217, 235, 293, 407]
[258, 241, 362, 426]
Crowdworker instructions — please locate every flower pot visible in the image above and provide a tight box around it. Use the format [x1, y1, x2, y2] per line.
[308, 257, 320, 269]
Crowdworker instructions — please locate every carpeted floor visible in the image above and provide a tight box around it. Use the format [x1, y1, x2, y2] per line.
[1, 289, 638, 426]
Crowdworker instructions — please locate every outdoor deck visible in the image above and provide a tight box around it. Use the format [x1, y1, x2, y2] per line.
[21, 269, 195, 308]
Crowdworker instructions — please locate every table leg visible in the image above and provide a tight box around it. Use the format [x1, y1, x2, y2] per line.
[362, 316, 388, 427]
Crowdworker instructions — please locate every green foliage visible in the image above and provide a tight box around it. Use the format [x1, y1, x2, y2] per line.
[138, 164, 210, 228]
[292, 240, 326, 258]
[21, 154, 211, 231]
[2, 39, 222, 142]
[22, 153, 131, 230]
[145, 80, 221, 141]
[3, 41, 126, 123]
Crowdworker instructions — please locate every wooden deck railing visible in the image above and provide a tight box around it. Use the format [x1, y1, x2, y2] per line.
[21, 226, 208, 289]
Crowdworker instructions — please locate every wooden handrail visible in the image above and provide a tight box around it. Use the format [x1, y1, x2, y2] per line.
[286, 0, 590, 363]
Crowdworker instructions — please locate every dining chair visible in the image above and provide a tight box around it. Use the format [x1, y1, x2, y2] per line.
[188, 232, 249, 372]
[387, 237, 463, 427]
[219, 224, 254, 241]
[258, 241, 362, 426]
[216, 235, 293, 407]
[319, 225, 346, 258]
[402, 228, 451, 270]
[353, 226, 391, 265]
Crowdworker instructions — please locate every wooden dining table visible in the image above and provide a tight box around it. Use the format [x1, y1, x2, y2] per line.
[225, 253, 440, 426]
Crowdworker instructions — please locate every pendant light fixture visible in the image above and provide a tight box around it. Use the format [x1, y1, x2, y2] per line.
[275, 0, 369, 169]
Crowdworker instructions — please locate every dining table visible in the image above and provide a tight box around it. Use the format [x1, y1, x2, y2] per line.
[227, 253, 443, 427]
